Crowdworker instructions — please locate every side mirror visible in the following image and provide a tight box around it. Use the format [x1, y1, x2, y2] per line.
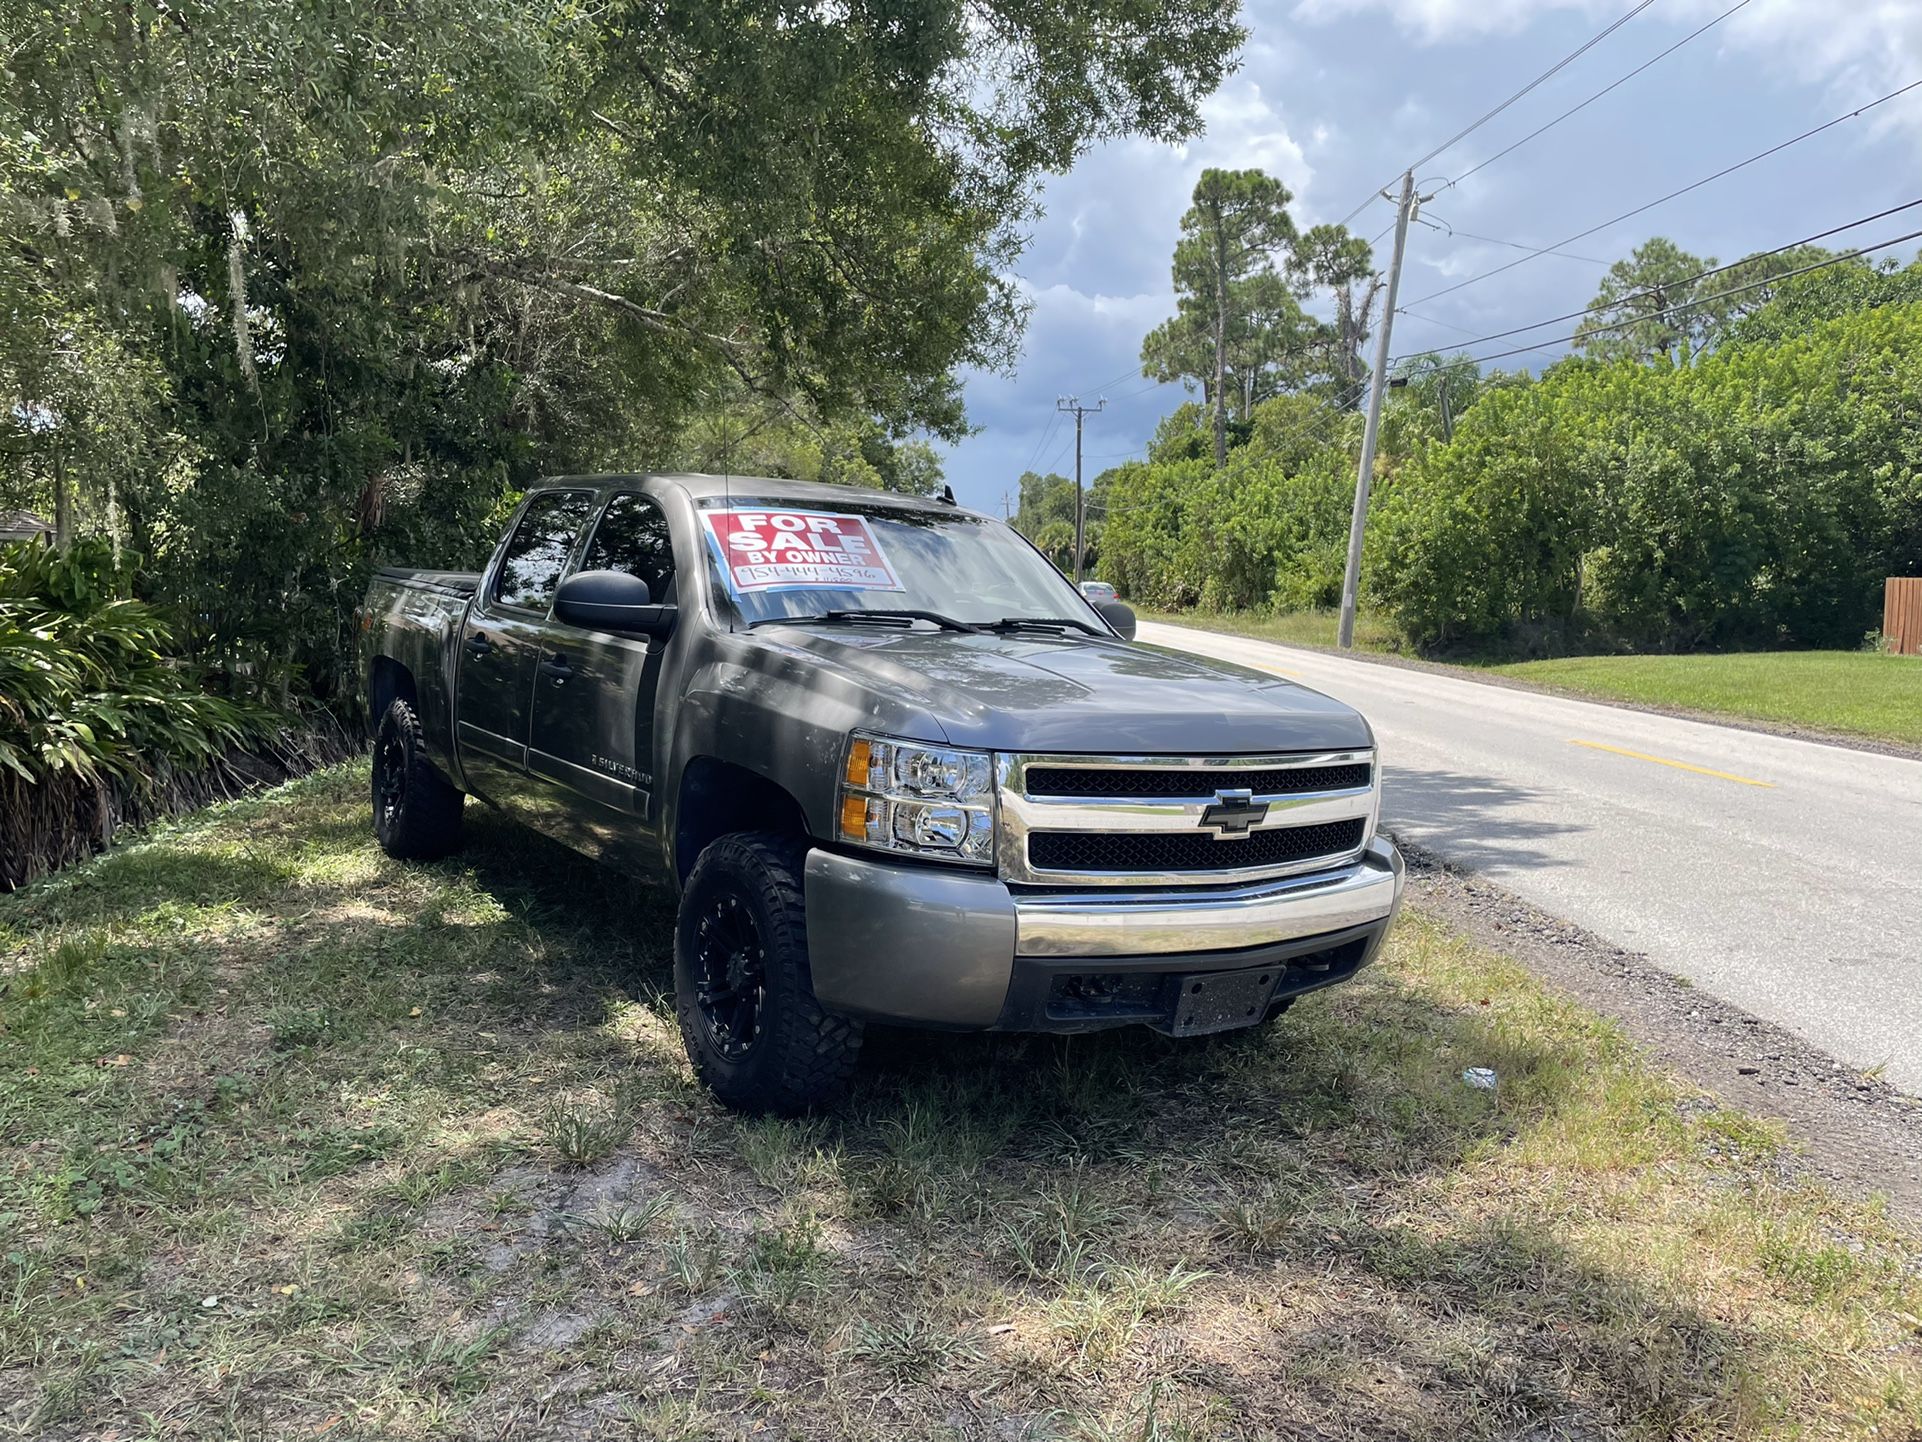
[554, 569, 677, 636]
[1094, 599, 1136, 641]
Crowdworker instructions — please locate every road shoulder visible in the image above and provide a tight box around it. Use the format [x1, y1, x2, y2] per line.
[1397, 832, 1922, 1226]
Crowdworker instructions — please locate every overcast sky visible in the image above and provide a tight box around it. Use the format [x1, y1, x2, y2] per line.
[937, 0, 1922, 514]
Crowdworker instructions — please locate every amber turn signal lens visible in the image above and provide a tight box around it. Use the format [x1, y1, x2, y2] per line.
[839, 794, 870, 841]
[843, 738, 872, 788]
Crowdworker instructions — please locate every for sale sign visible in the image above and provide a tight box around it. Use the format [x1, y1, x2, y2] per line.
[700, 507, 905, 594]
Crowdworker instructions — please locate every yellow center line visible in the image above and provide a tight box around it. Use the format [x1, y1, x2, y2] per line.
[1568, 739, 1775, 789]
[1259, 664, 1304, 679]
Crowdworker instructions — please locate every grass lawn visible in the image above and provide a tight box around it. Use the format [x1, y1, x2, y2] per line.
[6, 765, 1922, 1439]
[1140, 607, 1403, 655]
[1143, 610, 1922, 748]
[1485, 651, 1922, 748]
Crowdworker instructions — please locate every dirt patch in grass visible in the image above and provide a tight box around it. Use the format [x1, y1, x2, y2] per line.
[4, 765, 1922, 1440]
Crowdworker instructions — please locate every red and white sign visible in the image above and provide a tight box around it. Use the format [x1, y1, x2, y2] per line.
[701, 507, 905, 594]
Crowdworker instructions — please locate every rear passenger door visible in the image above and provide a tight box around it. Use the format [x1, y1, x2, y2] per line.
[455, 489, 595, 807]
[523, 490, 679, 856]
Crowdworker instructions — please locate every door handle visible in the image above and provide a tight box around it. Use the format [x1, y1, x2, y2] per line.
[539, 653, 573, 682]
[465, 632, 492, 655]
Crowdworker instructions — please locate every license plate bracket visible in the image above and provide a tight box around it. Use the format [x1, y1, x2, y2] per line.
[1166, 967, 1281, 1036]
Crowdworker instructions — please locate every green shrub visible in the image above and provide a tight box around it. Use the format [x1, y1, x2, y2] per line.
[0, 539, 282, 789]
[1367, 302, 1922, 653]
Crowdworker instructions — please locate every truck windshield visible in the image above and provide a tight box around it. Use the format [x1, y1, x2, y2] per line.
[696, 496, 1109, 632]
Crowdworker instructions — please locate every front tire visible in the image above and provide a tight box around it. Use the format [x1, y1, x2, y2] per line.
[674, 833, 863, 1114]
[371, 698, 464, 860]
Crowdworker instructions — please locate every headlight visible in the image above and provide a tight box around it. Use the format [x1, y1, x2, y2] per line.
[838, 733, 995, 866]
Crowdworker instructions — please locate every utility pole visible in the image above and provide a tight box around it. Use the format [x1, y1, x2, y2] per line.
[1056, 395, 1106, 584]
[1000, 489, 1014, 521]
[1337, 169, 1416, 650]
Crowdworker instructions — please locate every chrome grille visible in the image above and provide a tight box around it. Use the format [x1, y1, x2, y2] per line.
[1024, 762, 1371, 797]
[1029, 819, 1367, 874]
[996, 750, 1376, 888]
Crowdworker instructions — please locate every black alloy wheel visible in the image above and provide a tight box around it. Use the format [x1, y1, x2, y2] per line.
[693, 893, 768, 1061]
[672, 833, 863, 1114]
[374, 723, 411, 835]
[370, 697, 464, 860]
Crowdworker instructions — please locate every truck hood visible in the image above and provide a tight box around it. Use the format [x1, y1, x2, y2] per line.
[744, 627, 1373, 754]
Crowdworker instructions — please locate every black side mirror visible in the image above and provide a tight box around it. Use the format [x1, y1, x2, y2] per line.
[554, 569, 677, 636]
[1094, 599, 1136, 641]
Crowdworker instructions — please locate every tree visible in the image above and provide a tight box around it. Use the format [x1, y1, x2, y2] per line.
[1721, 254, 1922, 346]
[1145, 169, 1298, 469]
[1140, 272, 1315, 422]
[1288, 224, 1382, 401]
[0, 0, 1246, 701]
[1575, 238, 1719, 365]
[664, 392, 944, 494]
[1389, 352, 1481, 443]
[1012, 470, 1079, 536]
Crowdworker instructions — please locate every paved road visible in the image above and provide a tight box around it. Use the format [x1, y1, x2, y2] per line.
[1141, 622, 1922, 1092]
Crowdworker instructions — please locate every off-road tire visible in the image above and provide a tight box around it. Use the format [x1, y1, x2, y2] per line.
[371, 698, 464, 860]
[675, 832, 863, 1114]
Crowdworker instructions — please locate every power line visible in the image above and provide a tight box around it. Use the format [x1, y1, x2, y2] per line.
[1438, 0, 1756, 196]
[1081, 363, 1147, 395]
[1397, 306, 1570, 361]
[1335, 0, 1661, 227]
[1402, 76, 1922, 310]
[1106, 376, 1170, 403]
[1018, 410, 1061, 476]
[1409, 225, 1922, 375]
[1415, 214, 1610, 266]
[1394, 195, 1922, 360]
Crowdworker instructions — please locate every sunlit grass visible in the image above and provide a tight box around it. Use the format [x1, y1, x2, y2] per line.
[1146, 609, 1922, 747]
[1487, 650, 1922, 747]
[2, 764, 1919, 1437]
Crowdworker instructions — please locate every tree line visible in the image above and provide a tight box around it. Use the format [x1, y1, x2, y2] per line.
[1073, 165, 1922, 653]
[0, 0, 1245, 708]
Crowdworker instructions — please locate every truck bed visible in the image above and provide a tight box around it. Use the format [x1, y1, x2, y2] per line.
[375, 566, 481, 598]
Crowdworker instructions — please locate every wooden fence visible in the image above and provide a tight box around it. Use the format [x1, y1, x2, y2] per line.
[1887, 577, 1922, 656]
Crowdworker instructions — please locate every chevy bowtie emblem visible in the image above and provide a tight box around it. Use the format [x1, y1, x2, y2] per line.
[1199, 788, 1268, 838]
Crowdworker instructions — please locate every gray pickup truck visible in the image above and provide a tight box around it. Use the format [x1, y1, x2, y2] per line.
[361, 473, 1404, 1112]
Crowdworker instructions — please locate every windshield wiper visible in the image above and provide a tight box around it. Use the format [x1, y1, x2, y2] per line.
[983, 615, 1107, 638]
[752, 609, 984, 634]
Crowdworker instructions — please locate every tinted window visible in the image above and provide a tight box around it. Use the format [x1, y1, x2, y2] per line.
[494, 491, 594, 611]
[583, 493, 677, 603]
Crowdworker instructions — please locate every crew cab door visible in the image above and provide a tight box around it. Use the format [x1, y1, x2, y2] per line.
[521, 490, 679, 858]
[455, 489, 596, 807]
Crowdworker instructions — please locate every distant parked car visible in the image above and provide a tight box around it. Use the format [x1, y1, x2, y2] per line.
[1078, 579, 1117, 603]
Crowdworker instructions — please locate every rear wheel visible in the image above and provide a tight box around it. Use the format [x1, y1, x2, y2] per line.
[674, 833, 862, 1114]
[371, 698, 464, 860]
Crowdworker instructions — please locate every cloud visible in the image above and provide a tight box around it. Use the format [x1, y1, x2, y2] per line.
[939, 73, 1320, 505]
[1291, 0, 1611, 43]
[1718, 1, 1922, 139]
[1290, 0, 1922, 142]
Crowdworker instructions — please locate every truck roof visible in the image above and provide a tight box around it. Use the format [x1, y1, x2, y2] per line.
[530, 471, 973, 517]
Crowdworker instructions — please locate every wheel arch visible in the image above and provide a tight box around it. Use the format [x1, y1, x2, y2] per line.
[673, 756, 811, 887]
[368, 655, 417, 727]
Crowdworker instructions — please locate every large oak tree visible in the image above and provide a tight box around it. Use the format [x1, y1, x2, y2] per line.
[0, 0, 1245, 695]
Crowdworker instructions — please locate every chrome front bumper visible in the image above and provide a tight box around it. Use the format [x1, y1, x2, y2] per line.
[1012, 836, 1404, 957]
[803, 837, 1405, 1031]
